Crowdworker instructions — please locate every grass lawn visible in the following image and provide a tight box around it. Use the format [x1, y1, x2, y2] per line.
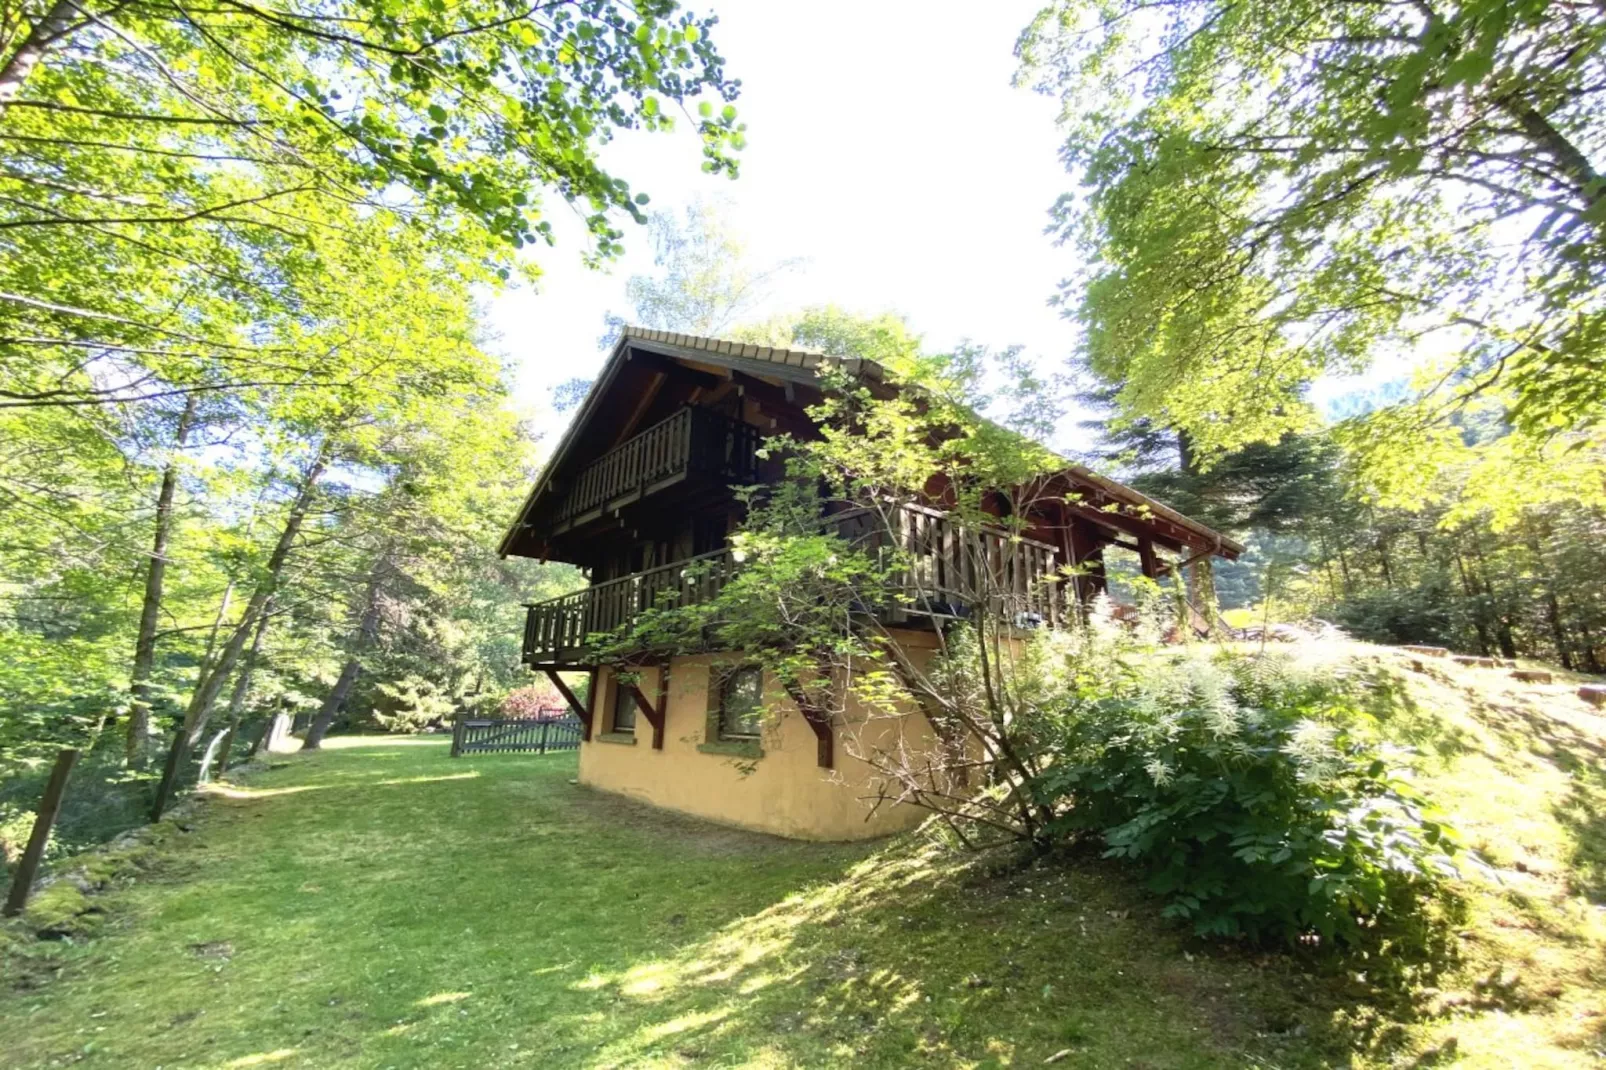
[2, 645, 1604, 1068]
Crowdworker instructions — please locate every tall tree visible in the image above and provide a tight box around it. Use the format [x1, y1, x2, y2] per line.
[1018, 0, 1604, 484]
[126, 394, 197, 765]
[600, 197, 797, 344]
[2, 0, 743, 412]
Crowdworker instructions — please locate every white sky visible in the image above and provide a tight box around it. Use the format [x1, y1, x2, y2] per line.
[484, 0, 1080, 452]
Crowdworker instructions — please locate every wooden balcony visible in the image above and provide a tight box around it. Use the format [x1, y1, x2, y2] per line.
[544, 406, 761, 536]
[522, 504, 1062, 666]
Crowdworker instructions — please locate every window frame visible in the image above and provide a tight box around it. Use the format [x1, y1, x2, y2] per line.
[715, 665, 764, 741]
[610, 674, 638, 734]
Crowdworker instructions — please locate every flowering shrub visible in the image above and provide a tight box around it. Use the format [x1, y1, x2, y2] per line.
[497, 683, 569, 720]
[1036, 649, 1462, 944]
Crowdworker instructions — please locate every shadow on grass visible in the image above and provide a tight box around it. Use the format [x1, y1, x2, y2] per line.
[1360, 660, 1606, 904]
[1450, 690, 1606, 903]
[0, 739, 1511, 1069]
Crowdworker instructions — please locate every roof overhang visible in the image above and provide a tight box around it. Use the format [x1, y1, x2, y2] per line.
[499, 326, 1242, 562]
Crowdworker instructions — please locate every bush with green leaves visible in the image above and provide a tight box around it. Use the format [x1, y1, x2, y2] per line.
[1036, 645, 1462, 944]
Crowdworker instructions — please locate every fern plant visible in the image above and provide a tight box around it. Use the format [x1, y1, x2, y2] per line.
[1038, 652, 1462, 944]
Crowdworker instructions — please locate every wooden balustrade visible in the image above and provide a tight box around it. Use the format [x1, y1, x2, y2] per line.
[550, 407, 761, 529]
[522, 503, 1063, 666]
[832, 503, 1061, 626]
[523, 549, 738, 663]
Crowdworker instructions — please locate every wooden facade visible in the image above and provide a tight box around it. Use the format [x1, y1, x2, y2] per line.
[502, 327, 1243, 670]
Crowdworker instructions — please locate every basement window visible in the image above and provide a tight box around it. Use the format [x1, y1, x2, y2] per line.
[611, 677, 637, 734]
[716, 666, 763, 740]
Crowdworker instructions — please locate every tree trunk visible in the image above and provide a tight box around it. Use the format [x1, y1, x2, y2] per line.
[1466, 535, 1518, 658]
[302, 560, 385, 751]
[1524, 528, 1574, 670]
[301, 657, 361, 750]
[1577, 617, 1601, 674]
[0, 0, 78, 107]
[181, 446, 327, 745]
[1497, 94, 1604, 221]
[1453, 548, 1492, 656]
[212, 603, 271, 770]
[127, 395, 198, 767]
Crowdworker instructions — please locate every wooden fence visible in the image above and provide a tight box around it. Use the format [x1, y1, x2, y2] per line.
[450, 715, 583, 757]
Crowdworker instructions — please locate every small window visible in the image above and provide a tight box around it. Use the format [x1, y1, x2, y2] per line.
[717, 667, 763, 740]
[612, 678, 637, 733]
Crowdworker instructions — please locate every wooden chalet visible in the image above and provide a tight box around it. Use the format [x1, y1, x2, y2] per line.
[499, 327, 1243, 840]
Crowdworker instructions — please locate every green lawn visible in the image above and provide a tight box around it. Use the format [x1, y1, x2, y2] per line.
[2, 652, 1604, 1069]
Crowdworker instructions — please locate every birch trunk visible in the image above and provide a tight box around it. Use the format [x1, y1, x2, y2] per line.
[181, 447, 327, 745]
[127, 395, 197, 767]
[0, 0, 78, 107]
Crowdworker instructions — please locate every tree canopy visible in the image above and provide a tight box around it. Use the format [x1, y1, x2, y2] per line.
[1018, 0, 1604, 486]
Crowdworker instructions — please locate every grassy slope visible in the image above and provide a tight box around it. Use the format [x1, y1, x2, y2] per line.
[1, 641, 1603, 1069]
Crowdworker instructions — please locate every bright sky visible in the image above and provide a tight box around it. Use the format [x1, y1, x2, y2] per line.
[485, 0, 1080, 452]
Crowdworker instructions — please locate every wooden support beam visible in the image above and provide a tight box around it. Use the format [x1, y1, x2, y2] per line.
[609, 370, 667, 449]
[544, 669, 593, 741]
[801, 709, 833, 769]
[1137, 536, 1160, 579]
[1152, 545, 1216, 580]
[655, 662, 669, 749]
[625, 682, 665, 750]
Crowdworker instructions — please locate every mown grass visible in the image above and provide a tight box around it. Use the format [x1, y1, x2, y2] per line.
[1, 643, 1603, 1068]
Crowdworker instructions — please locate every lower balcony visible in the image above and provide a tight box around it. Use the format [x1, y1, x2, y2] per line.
[521, 504, 1062, 666]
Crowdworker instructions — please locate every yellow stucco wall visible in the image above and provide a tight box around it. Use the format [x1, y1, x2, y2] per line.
[578, 643, 942, 841]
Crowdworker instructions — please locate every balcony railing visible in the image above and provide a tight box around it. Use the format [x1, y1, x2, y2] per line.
[548, 406, 761, 531]
[523, 548, 739, 664]
[522, 503, 1062, 665]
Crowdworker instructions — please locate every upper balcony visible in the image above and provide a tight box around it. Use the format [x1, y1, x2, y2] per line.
[541, 406, 762, 538]
[521, 503, 1062, 666]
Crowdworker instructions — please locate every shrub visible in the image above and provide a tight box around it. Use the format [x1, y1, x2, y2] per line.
[497, 682, 569, 720]
[1, 744, 162, 876]
[1328, 585, 1455, 647]
[1037, 650, 1461, 944]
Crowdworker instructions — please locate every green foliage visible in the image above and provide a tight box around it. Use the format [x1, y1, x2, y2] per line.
[1037, 646, 1462, 943]
[371, 675, 457, 733]
[0, 746, 166, 876]
[0, 632, 124, 764]
[601, 197, 798, 344]
[1019, 0, 1605, 491]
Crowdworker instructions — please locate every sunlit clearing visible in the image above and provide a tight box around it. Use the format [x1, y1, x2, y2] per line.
[619, 966, 669, 997]
[224, 1050, 296, 1067]
[202, 784, 321, 800]
[376, 772, 479, 786]
[642, 1009, 731, 1043]
[417, 991, 472, 1007]
[322, 736, 449, 750]
[528, 962, 572, 977]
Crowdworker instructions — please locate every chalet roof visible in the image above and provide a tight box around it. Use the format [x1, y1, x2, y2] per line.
[498, 326, 1245, 560]
[617, 326, 886, 382]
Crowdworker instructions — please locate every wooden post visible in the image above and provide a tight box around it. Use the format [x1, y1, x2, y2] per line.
[1137, 536, 1160, 580]
[450, 717, 465, 758]
[537, 719, 550, 755]
[150, 729, 188, 822]
[4, 748, 81, 917]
